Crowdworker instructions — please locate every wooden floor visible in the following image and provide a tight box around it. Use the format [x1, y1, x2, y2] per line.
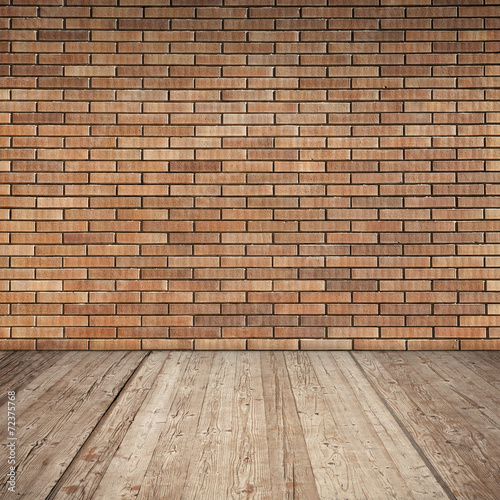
[0, 351, 499, 499]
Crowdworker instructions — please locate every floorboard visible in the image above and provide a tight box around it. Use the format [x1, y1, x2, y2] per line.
[47, 351, 180, 499]
[0, 351, 146, 499]
[354, 351, 500, 500]
[0, 352, 61, 407]
[261, 352, 320, 500]
[0, 351, 498, 499]
[300, 352, 447, 499]
[182, 351, 239, 499]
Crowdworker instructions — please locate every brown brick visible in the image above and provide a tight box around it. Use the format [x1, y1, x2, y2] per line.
[381, 327, 432, 338]
[0, 2, 498, 352]
[354, 340, 406, 350]
[327, 327, 376, 339]
[460, 340, 500, 350]
[142, 339, 192, 350]
[169, 327, 219, 338]
[407, 340, 458, 350]
[37, 339, 88, 350]
[90, 340, 141, 350]
[300, 339, 352, 350]
[13, 327, 63, 339]
[0, 340, 36, 350]
[193, 339, 244, 350]
[247, 339, 299, 350]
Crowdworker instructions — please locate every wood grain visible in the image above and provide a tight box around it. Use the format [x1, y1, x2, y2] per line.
[260, 351, 320, 500]
[181, 351, 239, 498]
[0, 352, 60, 407]
[0, 352, 146, 499]
[287, 352, 447, 499]
[135, 351, 214, 499]
[354, 351, 500, 500]
[47, 351, 184, 499]
[1, 351, 499, 499]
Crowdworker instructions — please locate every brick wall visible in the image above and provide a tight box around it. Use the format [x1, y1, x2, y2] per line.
[2, 1, 500, 351]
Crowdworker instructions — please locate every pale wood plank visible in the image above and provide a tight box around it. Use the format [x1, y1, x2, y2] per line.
[285, 351, 368, 499]
[0, 351, 91, 458]
[134, 351, 215, 499]
[2, 351, 499, 499]
[355, 351, 499, 500]
[286, 352, 447, 499]
[0, 351, 145, 499]
[327, 352, 450, 499]
[47, 351, 187, 499]
[0, 352, 60, 398]
[261, 351, 321, 500]
[178, 351, 239, 499]
[395, 352, 500, 495]
[460, 351, 500, 389]
[0, 351, 32, 381]
[5, 351, 112, 456]
[0, 350, 13, 363]
[415, 352, 500, 421]
[225, 351, 272, 499]
[178, 351, 274, 499]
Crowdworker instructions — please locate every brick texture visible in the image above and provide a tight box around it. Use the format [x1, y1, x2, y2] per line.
[1, 1, 499, 351]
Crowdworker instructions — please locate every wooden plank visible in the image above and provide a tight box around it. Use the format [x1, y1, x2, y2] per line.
[395, 352, 500, 495]
[0, 351, 145, 499]
[0, 352, 60, 400]
[2, 351, 498, 499]
[177, 351, 273, 499]
[261, 351, 320, 500]
[0, 350, 13, 364]
[225, 351, 272, 499]
[5, 351, 109, 446]
[0, 351, 91, 466]
[415, 352, 500, 419]
[285, 351, 368, 499]
[47, 351, 187, 499]
[460, 352, 500, 389]
[354, 351, 499, 500]
[0, 352, 30, 381]
[134, 351, 215, 500]
[176, 351, 238, 499]
[330, 352, 451, 499]
[286, 352, 447, 499]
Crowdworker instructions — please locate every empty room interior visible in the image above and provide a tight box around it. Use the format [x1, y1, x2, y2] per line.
[0, 0, 499, 498]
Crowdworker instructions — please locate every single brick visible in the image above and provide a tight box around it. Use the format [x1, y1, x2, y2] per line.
[407, 340, 458, 351]
[247, 339, 299, 350]
[300, 339, 352, 350]
[144, 339, 193, 350]
[354, 339, 406, 350]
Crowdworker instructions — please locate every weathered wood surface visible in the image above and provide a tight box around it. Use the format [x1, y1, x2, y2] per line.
[0, 352, 61, 408]
[287, 352, 447, 499]
[47, 351, 185, 499]
[353, 351, 500, 500]
[261, 352, 320, 500]
[0, 351, 146, 499]
[0, 351, 499, 499]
